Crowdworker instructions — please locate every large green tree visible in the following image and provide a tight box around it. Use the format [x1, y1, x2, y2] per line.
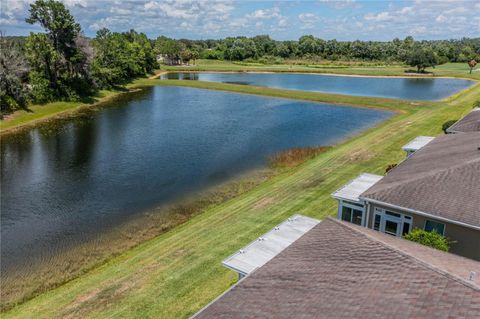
[91, 29, 157, 88]
[406, 46, 439, 73]
[0, 34, 30, 114]
[25, 0, 91, 102]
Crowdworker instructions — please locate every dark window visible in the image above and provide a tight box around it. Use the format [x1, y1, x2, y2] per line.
[341, 206, 352, 222]
[385, 220, 398, 236]
[352, 210, 363, 225]
[373, 214, 381, 231]
[402, 222, 411, 236]
[385, 211, 401, 218]
[424, 220, 445, 236]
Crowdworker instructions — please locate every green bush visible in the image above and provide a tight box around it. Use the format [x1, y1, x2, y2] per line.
[441, 119, 457, 133]
[404, 228, 449, 252]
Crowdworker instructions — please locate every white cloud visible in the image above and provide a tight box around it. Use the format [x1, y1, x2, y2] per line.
[298, 13, 319, 30]
[319, 0, 360, 10]
[246, 7, 280, 19]
[361, 1, 479, 39]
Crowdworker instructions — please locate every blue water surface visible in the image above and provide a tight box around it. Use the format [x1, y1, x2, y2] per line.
[162, 72, 474, 100]
[1, 86, 392, 271]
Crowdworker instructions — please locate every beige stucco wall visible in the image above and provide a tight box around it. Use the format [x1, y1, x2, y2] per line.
[366, 203, 480, 261]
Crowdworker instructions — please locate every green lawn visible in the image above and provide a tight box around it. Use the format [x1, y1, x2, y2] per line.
[3, 71, 479, 318]
[0, 90, 120, 134]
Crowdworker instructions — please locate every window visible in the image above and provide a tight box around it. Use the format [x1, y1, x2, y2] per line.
[352, 210, 363, 225]
[340, 203, 364, 226]
[373, 214, 381, 231]
[371, 208, 412, 237]
[341, 206, 352, 223]
[385, 220, 399, 236]
[424, 220, 445, 236]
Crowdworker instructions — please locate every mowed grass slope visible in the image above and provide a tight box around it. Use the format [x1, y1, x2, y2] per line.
[4, 77, 479, 317]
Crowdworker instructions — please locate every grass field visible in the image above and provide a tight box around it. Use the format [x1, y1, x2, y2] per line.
[1, 62, 479, 318]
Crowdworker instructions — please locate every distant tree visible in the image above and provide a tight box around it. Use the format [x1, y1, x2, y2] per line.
[190, 49, 199, 64]
[298, 35, 321, 56]
[180, 49, 193, 64]
[226, 38, 257, 61]
[91, 28, 156, 88]
[468, 59, 477, 74]
[252, 35, 276, 56]
[0, 33, 30, 114]
[156, 38, 184, 64]
[406, 46, 438, 73]
[404, 229, 449, 252]
[25, 0, 92, 101]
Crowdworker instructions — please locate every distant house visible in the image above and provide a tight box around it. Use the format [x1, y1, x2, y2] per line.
[156, 54, 181, 66]
[332, 132, 480, 260]
[194, 218, 480, 318]
[446, 107, 480, 133]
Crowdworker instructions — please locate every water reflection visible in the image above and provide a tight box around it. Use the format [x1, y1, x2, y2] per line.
[161, 72, 473, 100]
[1, 86, 392, 273]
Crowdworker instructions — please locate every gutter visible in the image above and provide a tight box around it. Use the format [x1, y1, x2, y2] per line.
[360, 197, 480, 231]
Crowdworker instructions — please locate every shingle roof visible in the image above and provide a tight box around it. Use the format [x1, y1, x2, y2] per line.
[361, 132, 480, 228]
[446, 108, 480, 133]
[195, 218, 480, 319]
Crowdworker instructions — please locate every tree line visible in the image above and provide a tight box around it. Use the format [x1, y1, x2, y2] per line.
[1, 0, 479, 115]
[158, 34, 480, 66]
[1, 0, 157, 115]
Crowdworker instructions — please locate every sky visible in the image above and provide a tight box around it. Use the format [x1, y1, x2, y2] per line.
[1, 0, 479, 41]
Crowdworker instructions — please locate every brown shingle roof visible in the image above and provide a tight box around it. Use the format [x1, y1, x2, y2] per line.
[361, 132, 480, 228]
[195, 218, 480, 319]
[446, 108, 480, 133]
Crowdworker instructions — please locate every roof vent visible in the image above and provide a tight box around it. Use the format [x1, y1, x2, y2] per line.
[468, 271, 477, 281]
[274, 226, 280, 231]
[239, 249, 246, 254]
[258, 237, 266, 241]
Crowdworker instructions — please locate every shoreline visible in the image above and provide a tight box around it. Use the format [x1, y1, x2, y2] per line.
[0, 88, 143, 137]
[0, 144, 331, 311]
[1, 66, 477, 136]
[159, 68, 480, 81]
[2, 73, 478, 317]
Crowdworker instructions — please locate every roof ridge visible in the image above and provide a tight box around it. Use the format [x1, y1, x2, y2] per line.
[362, 157, 480, 199]
[328, 218, 480, 291]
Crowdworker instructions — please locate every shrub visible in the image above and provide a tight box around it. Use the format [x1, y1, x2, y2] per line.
[269, 146, 329, 168]
[385, 163, 397, 173]
[441, 119, 457, 134]
[404, 228, 449, 252]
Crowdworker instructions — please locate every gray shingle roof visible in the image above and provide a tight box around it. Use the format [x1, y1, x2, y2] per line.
[195, 218, 480, 319]
[361, 132, 480, 228]
[446, 108, 480, 133]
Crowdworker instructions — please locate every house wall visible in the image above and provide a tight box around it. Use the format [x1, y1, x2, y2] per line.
[366, 203, 480, 261]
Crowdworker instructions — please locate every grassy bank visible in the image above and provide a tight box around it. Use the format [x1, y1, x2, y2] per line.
[3, 72, 479, 317]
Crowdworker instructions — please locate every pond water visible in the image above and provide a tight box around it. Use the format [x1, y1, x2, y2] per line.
[0, 86, 392, 273]
[161, 72, 474, 100]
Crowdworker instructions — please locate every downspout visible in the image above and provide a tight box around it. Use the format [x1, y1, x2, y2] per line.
[364, 201, 370, 228]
